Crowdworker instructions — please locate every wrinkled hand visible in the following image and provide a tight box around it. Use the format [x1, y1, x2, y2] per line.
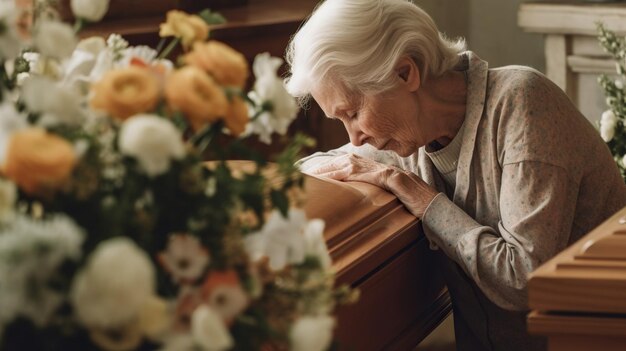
[310, 154, 440, 218]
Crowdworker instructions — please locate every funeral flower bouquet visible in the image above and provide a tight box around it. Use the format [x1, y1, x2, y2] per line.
[598, 23, 626, 181]
[0, 1, 354, 350]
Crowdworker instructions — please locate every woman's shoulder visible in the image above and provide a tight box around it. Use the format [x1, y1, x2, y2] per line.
[482, 65, 603, 170]
[488, 65, 557, 97]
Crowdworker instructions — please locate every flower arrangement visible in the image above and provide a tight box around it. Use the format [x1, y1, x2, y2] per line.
[0, 1, 355, 350]
[597, 23, 626, 181]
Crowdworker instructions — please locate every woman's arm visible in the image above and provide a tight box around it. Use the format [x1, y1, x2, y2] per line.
[420, 161, 577, 311]
[313, 154, 578, 311]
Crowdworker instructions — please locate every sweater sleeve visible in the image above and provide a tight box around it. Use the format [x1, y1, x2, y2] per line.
[421, 160, 578, 311]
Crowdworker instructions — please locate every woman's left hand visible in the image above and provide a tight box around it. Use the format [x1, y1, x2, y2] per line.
[310, 153, 440, 218]
[310, 153, 395, 189]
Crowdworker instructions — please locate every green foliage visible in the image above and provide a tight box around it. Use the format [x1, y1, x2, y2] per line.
[597, 23, 626, 181]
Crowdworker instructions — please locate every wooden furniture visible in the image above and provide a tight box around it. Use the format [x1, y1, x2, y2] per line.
[517, 1, 626, 122]
[527, 206, 626, 351]
[303, 174, 450, 351]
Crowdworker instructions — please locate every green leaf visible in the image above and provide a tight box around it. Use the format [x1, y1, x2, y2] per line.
[270, 189, 289, 217]
[198, 9, 227, 26]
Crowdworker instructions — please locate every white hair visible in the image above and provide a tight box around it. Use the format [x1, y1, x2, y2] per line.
[285, 0, 466, 105]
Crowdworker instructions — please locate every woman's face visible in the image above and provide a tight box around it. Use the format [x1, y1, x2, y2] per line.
[311, 79, 428, 157]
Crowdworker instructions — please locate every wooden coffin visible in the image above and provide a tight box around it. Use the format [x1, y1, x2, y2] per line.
[527, 207, 626, 351]
[303, 174, 449, 351]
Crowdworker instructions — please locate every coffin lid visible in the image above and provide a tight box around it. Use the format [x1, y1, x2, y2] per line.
[529, 206, 626, 314]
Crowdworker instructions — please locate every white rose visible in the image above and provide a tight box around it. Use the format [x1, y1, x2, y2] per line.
[70, 0, 109, 22]
[119, 115, 186, 177]
[71, 237, 156, 328]
[34, 20, 77, 60]
[616, 79, 624, 90]
[290, 315, 335, 351]
[191, 305, 234, 351]
[21, 76, 85, 126]
[245, 52, 299, 144]
[600, 109, 618, 142]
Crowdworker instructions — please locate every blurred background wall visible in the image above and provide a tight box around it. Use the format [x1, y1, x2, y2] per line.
[414, 0, 545, 71]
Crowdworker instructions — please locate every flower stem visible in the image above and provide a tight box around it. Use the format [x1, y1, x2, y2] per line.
[73, 18, 84, 34]
[158, 38, 180, 59]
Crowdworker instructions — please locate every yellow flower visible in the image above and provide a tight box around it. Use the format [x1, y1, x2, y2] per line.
[138, 296, 171, 341]
[225, 95, 249, 137]
[3, 128, 77, 196]
[184, 41, 249, 88]
[91, 66, 160, 121]
[159, 10, 209, 50]
[164, 66, 228, 132]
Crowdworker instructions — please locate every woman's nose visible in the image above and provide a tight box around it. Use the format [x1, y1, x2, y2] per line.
[344, 122, 366, 146]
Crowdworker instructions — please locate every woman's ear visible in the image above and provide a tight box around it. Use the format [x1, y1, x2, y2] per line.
[395, 56, 421, 92]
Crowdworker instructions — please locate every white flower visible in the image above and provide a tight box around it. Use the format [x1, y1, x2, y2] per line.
[290, 315, 335, 351]
[600, 109, 618, 142]
[158, 234, 210, 283]
[0, 101, 27, 165]
[245, 208, 309, 271]
[245, 52, 299, 144]
[191, 305, 234, 351]
[107, 33, 129, 57]
[21, 75, 85, 126]
[89, 48, 115, 81]
[62, 37, 107, 93]
[0, 215, 84, 328]
[20, 52, 40, 75]
[34, 20, 77, 60]
[120, 45, 158, 66]
[71, 0, 110, 22]
[303, 219, 331, 270]
[119, 115, 186, 177]
[0, 178, 16, 222]
[616, 79, 624, 90]
[0, 2, 22, 60]
[71, 237, 156, 328]
[159, 334, 196, 351]
[88, 323, 143, 351]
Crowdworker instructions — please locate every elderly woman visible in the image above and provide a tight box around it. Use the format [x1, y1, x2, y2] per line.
[285, 0, 626, 350]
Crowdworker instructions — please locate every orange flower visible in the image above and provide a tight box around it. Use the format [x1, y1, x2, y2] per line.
[201, 270, 249, 324]
[91, 66, 160, 121]
[184, 41, 249, 89]
[164, 66, 228, 132]
[224, 95, 249, 137]
[3, 128, 77, 195]
[159, 10, 209, 50]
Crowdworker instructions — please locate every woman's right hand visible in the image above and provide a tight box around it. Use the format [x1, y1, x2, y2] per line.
[310, 153, 440, 219]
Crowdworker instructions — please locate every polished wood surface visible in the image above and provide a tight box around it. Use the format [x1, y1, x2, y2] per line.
[303, 175, 449, 351]
[528, 206, 626, 351]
